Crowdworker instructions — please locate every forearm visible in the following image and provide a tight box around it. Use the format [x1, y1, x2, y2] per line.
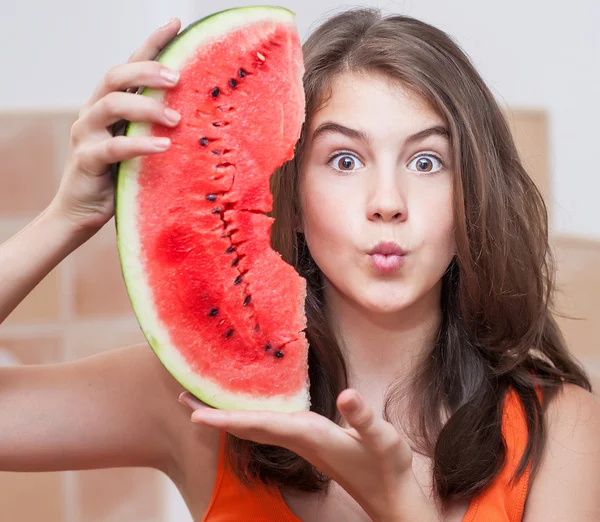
[0, 205, 97, 323]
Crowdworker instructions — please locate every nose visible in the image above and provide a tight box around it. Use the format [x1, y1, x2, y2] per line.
[366, 166, 407, 223]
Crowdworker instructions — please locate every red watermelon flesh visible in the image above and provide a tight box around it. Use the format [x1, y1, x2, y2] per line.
[115, 7, 309, 412]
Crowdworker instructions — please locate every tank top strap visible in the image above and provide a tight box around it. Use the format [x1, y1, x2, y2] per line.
[201, 431, 300, 522]
[463, 386, 541, 522]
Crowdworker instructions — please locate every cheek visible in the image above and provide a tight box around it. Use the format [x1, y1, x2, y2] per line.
[299, 174, 354, 254]
[418, 187, 456, 258]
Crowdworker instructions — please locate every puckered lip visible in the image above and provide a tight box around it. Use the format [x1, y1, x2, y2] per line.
[368, 241, 406, 256]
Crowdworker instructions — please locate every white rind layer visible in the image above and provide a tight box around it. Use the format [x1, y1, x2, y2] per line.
[115, 7, 309, 413]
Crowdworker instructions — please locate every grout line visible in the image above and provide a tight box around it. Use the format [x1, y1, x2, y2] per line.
[0, 106, 82, 115]
[0, 217, 35, 238]
[61, 471, 77, 522]
[552, 233, 600, 250]
[578, 356, 600, 375]
[0, 323, 65, 338]
[0, 316, 140, 339]
[60, 253, 74, 364]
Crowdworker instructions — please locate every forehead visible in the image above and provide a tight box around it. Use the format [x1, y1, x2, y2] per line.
[308, 72, 445, 140]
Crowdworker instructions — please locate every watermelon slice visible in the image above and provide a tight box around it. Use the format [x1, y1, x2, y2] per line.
[115, 7, 309, 412]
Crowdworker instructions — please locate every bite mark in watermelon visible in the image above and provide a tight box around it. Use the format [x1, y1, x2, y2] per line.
[115, 7, 309, 412]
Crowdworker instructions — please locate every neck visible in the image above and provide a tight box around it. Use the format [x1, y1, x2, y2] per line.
[324, 280, 442, 395]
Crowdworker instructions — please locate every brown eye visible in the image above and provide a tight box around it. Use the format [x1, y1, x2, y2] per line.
[408, 154, 443, 174]
[417, 158, 433, 172]
[330, 153, 363, 172]
[338, 156, 355, 170]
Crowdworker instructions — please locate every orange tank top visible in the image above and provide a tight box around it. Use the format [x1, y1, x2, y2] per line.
[202, 388, 534, 522]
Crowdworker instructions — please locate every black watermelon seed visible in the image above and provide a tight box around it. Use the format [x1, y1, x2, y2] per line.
[234, 275, 243, 285]
[212, 122, 222, 127]
[209, 308, 219, 317]
[211, 87, 220, 97]
[239, 69, 246, 78]
[211, 208, 221, 214]
[226, 246, 235, 254]
[254, 324, 260, 332]
[229, 78, 238, 88]
[243, 295, 251, 306]
[274, 351, 284, 358]
[200, 137, 209, 146]
[265, 344, 271, 351]
[231, 258, 240, 267]
[211, 150, 222, 155]
[225, 328, 234, 339]
[206, 194, 217, 202]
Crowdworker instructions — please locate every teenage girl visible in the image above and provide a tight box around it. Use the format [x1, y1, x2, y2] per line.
[2, 8, 599, 522]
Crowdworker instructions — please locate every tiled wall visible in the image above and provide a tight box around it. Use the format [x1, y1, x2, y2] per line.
[1, 108, 599, 521]
[0, 112, 164, 521]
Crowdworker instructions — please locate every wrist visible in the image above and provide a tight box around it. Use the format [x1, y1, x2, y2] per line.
[375, 471, 440, 522]
[0, 203, 102, 324]
[44, 200, 104, 248]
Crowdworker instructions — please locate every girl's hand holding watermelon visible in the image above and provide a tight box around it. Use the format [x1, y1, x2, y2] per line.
[0, 18, 182, 322]
[48, 17, 183, 234]
[181, 389, 439, 522]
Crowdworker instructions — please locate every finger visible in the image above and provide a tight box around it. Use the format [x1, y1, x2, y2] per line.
[76, 135, 171, 176]
[87, 61, 180, 108]
[128, 17, 181, 63]
[82, 18, 180, 112]
[83, 91, 181, 132]
[337, 389, 385, 445]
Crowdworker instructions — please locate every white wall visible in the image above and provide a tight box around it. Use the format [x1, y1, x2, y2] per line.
[1, 0, 196, 109]
[2, 0, 598, 237]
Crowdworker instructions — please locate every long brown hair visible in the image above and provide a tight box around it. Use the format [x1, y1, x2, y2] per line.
[227, 7, 591, 503]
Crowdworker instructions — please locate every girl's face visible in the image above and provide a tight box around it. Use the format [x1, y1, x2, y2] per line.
[299, 72, 456, 315]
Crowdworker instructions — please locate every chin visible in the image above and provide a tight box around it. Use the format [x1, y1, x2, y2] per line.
[358, 292, 417, 315]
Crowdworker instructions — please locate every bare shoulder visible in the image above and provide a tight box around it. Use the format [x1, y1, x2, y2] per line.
[123, 344, 222, 503]
[524, 383, 600, 521]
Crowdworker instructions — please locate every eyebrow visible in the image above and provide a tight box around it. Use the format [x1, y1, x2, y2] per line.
[311, 122, 450, 145]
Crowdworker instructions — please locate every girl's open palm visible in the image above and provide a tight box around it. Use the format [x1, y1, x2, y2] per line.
[181, 389, 418, 522]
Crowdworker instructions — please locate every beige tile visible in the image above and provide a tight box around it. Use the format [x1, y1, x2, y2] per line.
[75, 467, 164, 522]
[64, 320, 146, 361]
[3, 268, 61, 325]
[0, 333, 62, 365]
[0, 217, 31, 241]
[0, 218, 63, 325]
[0, 113, 61, 215]
[504, 108, 550, 207]
[71, 220, 135, 319]
[0, 471, 65, 522]
[552, 235, 600, 361]
[52, 112, 79, 185]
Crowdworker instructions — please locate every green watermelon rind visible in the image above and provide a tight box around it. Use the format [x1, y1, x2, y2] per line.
[115, 6, 309, 412]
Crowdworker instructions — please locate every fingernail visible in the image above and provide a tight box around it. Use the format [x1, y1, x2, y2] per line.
[179, 393, 197, 409]
[152, 137, 171, 150]
[164, 107, 181, 124]
[160, 68, 179, 84]
[160, 17, 176, 29]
